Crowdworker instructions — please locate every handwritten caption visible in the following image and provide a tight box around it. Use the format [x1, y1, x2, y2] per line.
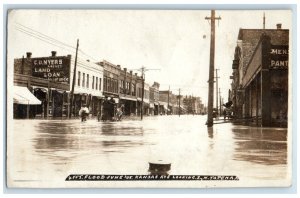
[66, 174, 239, 181]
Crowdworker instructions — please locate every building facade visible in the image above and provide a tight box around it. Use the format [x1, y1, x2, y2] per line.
[149, 82, 160, 115]
[230, 24, 289, 127]
[13, 51, 104, 119]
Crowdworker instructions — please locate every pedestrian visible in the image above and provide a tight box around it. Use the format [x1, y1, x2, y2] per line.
[79, 104, 89, 122]
[223, 109, 227, 120]
[116, 107, 123, 121]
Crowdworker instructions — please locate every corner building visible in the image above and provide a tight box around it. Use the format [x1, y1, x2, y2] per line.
[231, 24, 289, 127]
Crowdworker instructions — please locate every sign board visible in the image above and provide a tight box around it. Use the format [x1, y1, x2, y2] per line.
[270, 45, 289, 68]
[31, 56, 71, 83]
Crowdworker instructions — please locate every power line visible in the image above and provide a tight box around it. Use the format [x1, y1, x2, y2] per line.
[15, 23, 99, 62]
[15, 22, 77, 50]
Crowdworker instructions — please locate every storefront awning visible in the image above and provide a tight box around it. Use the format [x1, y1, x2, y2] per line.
[120, 96, 137, 101]
[13, 86, 41, 105]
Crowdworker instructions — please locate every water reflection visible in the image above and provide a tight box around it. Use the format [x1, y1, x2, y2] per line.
[33, 120, 147, 160]
[232, 126, 287, 165]
[207, 127, 214, 139]
[9, 116, 289, 187]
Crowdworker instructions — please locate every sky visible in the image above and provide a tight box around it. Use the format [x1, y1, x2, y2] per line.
[7, 9, 292, 105]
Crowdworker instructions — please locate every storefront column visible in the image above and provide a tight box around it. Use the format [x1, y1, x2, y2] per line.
[244, 87, 250, 118]
[67, 93, 70, 118]
[261, 70, 271, 126]
[261, 33, 271, 127]
[249, 82, 252, 118]
[255, 76, 259, 126]
[62, 93, 65, 118]
[46, 85, 50, 119]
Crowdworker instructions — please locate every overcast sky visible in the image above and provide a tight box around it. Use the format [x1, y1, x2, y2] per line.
[7, 10, 292, 104]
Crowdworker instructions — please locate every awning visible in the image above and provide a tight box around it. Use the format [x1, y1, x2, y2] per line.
[120, 96, 137, 101]
[13, 86, 41, 105]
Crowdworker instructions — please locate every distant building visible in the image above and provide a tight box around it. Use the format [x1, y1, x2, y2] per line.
[230, 24, 289, 127]
[150, 82, 160, 115]
[159, 90, 170, 115]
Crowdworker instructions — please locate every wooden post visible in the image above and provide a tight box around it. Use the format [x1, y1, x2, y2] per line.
[69, 39, 79, 118]
[178, 88, 181, 117]
[46, 83, 50, 119]
[167, 86, 170, 115]
[205, 10, 221, 127]
[141, 67, 145, 120]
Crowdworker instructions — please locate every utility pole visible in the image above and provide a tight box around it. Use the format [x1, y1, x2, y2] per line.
[167, 85, 170, 115]
[263, 12, 266, 29]
[215, 68, 219, 117]
[140, 66, 145, 120]
[205, 10, 221, 127]
[219, 88, 222, 116]
[178, 88, 181, 117]
[136, 66, 160, 120]
[69, 39, 79, 118]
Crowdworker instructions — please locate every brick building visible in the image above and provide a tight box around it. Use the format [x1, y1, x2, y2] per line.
[13, 51, 104, 118]
[230, 24, 289, 127]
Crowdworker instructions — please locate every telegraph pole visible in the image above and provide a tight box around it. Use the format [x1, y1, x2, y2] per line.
[219, 88, 222, 116]
[215, 68, 219, 117]
[69, 39, 79, 118]
[136, 66, 160, 120]
[167, 86, 170, 115]
[178, 88, 181, 117]
[140, 66, 145, 120]
[205, 10, 221, 127]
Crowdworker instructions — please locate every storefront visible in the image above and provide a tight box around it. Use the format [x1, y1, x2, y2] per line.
[120, 96, 137, 116]
[241, 34, 288, 127]
[13, 86, 41, 119]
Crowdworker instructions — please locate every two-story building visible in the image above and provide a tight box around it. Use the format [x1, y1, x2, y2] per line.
[13, 51, 104, 119]
[230, 24, 289, 127]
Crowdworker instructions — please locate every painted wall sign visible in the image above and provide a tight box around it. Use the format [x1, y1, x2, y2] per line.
[270, 45, 289, 68]
[32, 56, 71, 83]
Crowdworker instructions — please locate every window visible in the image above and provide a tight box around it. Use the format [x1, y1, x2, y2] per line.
[126, 82, 130, 95]
[111, 79, 114, 93]
[82, 73, 85, 88]
[132, 83, 136, 96]
[120, 80, 124, 94]
[96, 77, 98, 90]
[104, 77, 107, 91]
[115, 79, 118, 93]
[78, 71, 81, 86]
[99, 78, 102, 90]
[92, 76, 95, 89]
[87, 74, 89, 88]
[108, 78, 111, 92]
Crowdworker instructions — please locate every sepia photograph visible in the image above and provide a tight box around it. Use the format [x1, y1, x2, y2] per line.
[5, 7, 293, 189]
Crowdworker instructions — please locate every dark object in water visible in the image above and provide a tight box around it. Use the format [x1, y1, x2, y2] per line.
[148, 160, 171, 175]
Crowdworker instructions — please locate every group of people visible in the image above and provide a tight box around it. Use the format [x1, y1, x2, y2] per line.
[78, 101, 124, 122]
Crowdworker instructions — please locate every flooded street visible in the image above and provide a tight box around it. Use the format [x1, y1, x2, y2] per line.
[7, 115, 290, 188]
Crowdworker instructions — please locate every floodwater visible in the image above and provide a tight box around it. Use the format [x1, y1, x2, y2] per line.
[7, 115, 290, 188]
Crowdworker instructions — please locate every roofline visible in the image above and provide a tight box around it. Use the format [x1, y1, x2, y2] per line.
[237, 28, 289, 40]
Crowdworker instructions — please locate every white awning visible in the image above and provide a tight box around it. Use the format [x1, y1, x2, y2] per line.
[13, 86, 41, 105]
[120, 96, 137, 101]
